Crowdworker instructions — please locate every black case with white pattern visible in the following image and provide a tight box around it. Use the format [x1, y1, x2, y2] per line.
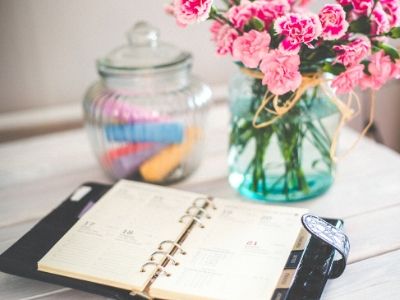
[0, 183, 345, 300]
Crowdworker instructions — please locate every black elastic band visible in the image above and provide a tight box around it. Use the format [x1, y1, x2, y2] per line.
[301, 214, 350, 279]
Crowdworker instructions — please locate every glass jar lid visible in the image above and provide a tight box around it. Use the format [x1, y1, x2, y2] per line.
[97, 21, 191, 76]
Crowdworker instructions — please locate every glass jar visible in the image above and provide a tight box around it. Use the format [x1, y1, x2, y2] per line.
[83, 22, 212, 184]
[228, 69, 340, 202]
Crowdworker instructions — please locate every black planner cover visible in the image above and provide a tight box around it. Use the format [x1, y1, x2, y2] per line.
[0, 183, 344, 300]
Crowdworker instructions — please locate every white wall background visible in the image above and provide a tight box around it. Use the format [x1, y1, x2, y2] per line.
[0, 0, 236, 113]
[0, 0, 399, 151]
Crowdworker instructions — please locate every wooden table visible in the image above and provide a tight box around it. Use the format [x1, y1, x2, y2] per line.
[1, 102, 400, 300]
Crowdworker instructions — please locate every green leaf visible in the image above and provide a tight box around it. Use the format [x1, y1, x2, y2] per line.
[387, 27, 400, 39]
[343, 5, 353, 13]
[375, 42, 400, 61]
[250, 17, 265, 31]
[208, 6, 218, 20]
[349, 16, 371, 34]
[244, 17, 265, 32]
[360, 60, 371, 75]
[372, 45, 381, 53]
[322, 63, 346, 75]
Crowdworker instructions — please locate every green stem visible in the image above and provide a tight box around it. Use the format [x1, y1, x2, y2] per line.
[250, 129, 271, 194]
[209, 7, 242, 34]
[368, 0, 378, 18]
[229, 76, 336, 200]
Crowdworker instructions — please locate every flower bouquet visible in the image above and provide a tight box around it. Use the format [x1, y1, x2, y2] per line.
[166, 0, 400, 202]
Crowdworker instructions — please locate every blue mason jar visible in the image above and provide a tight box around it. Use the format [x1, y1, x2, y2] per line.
[228, 69, 340, 202]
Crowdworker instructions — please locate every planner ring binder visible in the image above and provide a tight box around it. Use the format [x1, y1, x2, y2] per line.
[158, 240, 186, 254]
[193, 196, 216, 209]
[141, 196, 215, 278]
[186, 206, 211, 219]
[179, 196, 216, 228]
[150, 251, 179, 266]
[140, 262, 171, 277]
[179, 214, 205, 228]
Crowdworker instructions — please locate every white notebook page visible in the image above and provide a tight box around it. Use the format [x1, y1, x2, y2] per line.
[150, 198, 308, 300]
[38, 180, 200, 292]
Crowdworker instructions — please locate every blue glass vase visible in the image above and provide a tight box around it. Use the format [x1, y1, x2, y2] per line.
[228, 70, 340, 202]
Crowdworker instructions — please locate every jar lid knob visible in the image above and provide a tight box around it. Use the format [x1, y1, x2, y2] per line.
[97, 20, 191, 74]
[126, 21, 159, 47]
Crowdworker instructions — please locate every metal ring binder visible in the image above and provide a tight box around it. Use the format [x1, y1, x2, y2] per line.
[150, 251, 179, 265]
[186, 206, 211, 219]
[193, 196, 216, 210]
[140, 262, 171, 276]
[140, 261, 158, 272]
[140, 196, 217, 281]
[158, 240, 187, 255]
[179, 214, 205, 228]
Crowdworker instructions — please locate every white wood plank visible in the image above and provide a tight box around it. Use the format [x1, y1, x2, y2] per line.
[0, 168, 110, 228]
[0, 129, 101, 189]
[322, 250, 400, 300]
[345, 204, 400, 263]
[0, 273, 68, 300]
[21, 289, 107, 300]
[0, 103, 81, 133]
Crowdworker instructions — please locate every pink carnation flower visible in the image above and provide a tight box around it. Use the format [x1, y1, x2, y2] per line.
[210, 21, 239, 56]
[319, 4, 349, 40]
[333, 35, 371, 67]
[360, 51, 396, 90]
[336, 0, 352, 6]
[381, 0, 400, 27]
[259, 50, 302, 95]
[232, 30, 271, 68]
[381, 0, 399, 11]
[331, 64, 365, 94]
[288, 0, 311, 5]
[298, 0, 312, 6]
[227, 1, 256, 30]
[165, 4, 175, 16]
[173, 0, 213, 26]
[210, 20, 221, 39]
[253, 0, 290, 29]
[351, 0, 374, 15]
[390, 59, 400, 79]
[228, 0, 290, 31]
[371, 3, 391, 35]
[274, 13, 322, 54]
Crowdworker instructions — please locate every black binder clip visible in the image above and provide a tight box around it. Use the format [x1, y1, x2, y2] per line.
[301, 214, 350, 279]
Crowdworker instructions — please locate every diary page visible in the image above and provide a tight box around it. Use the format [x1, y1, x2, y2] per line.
[38, 180, 200, 292]
[150, 198, 308, 300]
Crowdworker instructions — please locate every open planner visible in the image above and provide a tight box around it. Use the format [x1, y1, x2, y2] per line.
[0, 180, 349, 300]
